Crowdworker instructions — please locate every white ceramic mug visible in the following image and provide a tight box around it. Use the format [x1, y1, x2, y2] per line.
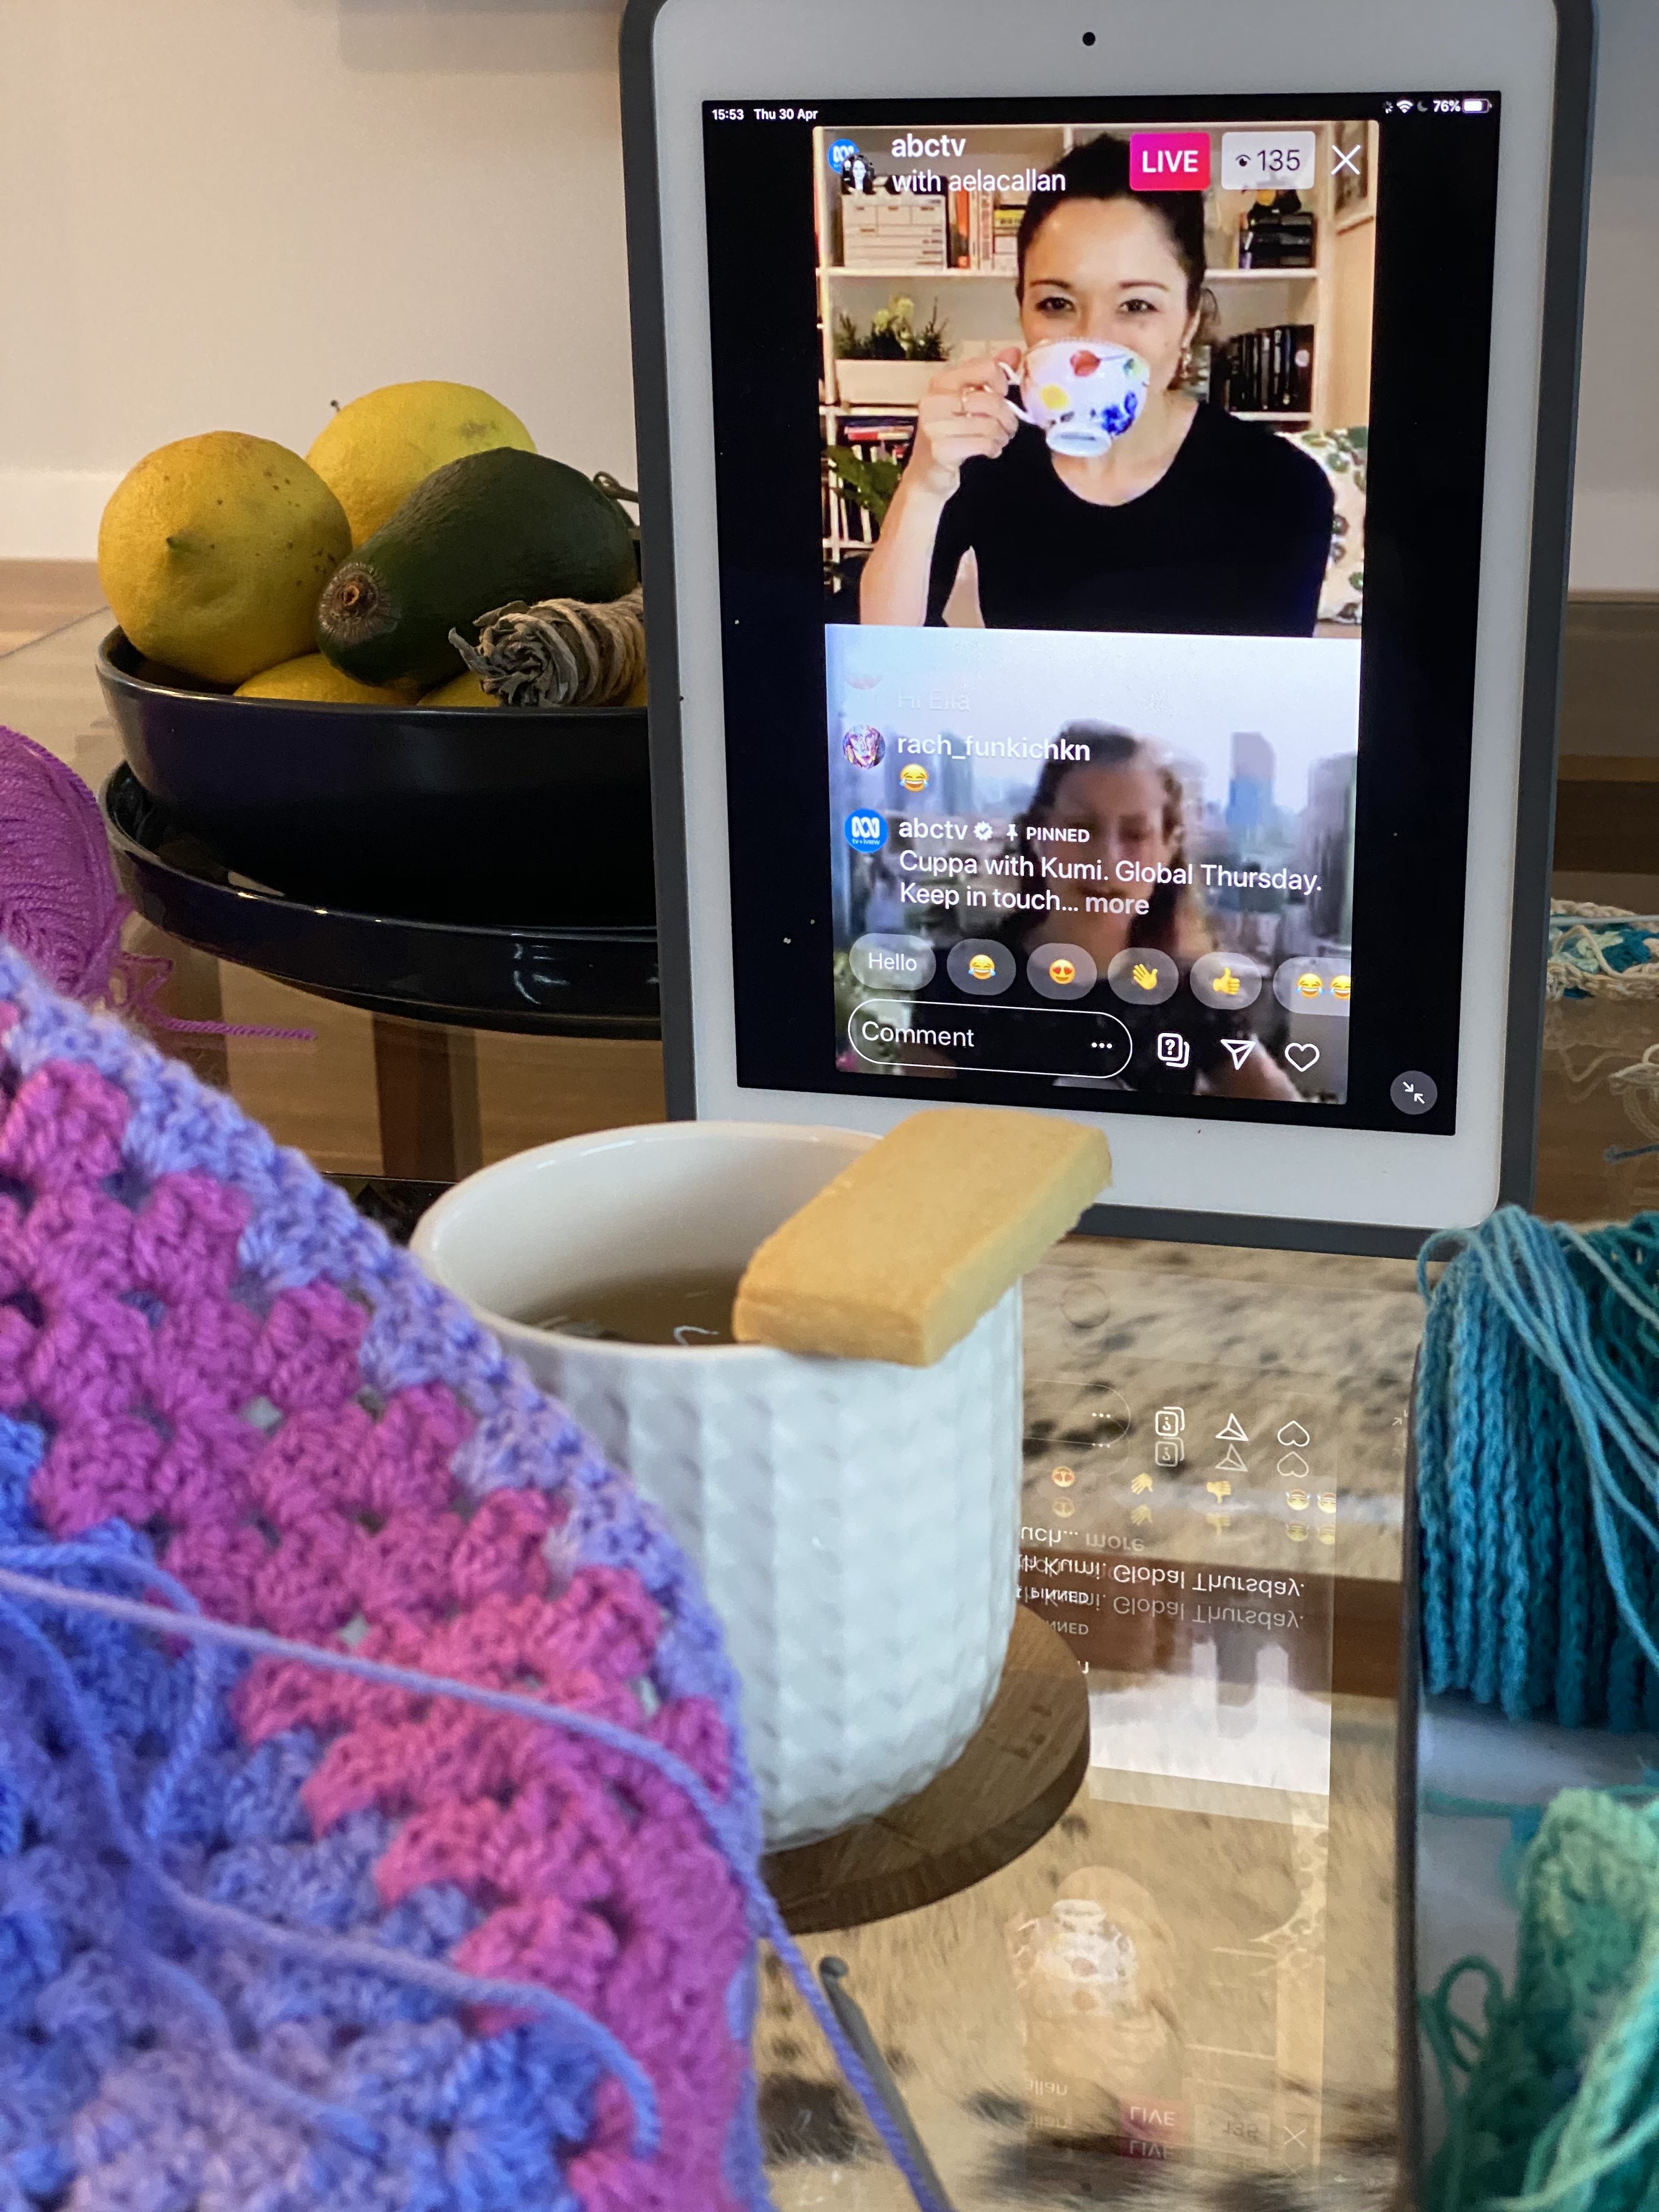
[1011, 337, 1150, 456]
[412, 1121, 1021, 1849]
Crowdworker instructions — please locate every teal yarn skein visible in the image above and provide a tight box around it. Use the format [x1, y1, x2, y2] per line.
[1415, 1209, 1659, 1731]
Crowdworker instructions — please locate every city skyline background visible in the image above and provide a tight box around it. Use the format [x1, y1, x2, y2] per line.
[828, 626, 1361, 963]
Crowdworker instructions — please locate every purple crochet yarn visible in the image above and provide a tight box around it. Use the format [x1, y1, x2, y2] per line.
[0, 726, 127, 1003]
[0, 725, 310, 1039]
[0, 944, 945, 2212]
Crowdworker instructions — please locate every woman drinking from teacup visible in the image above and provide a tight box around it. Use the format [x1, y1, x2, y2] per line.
[859, 132, 1334, 635]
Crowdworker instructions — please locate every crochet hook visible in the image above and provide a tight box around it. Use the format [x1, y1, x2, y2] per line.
[818, 1956, 956, 2210]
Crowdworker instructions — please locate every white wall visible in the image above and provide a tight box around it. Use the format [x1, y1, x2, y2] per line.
[1570, 0, 1659, 590]
[0, 0, 635, 557]
[2, 0, 1656, 588]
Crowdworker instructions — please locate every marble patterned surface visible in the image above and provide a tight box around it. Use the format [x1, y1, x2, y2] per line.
[1022, 1235, 1419, 1583]
[755, 1695, 1401, 2209]
[755, 1236, 1412, 2208]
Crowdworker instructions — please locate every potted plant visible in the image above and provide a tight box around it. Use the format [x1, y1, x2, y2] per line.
[833, 295, 950, 406]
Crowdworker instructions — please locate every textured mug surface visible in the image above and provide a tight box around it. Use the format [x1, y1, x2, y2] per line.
[414, 1121, 1022, 1847]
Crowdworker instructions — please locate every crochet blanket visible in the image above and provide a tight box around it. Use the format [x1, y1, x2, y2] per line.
[1547, 900, 1659, 1002]
[0, 945, 767, 2211]
[1426, 1787, 1659, 2209]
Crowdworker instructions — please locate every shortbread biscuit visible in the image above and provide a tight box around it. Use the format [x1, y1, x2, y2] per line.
[732, 1108, 1111, 1365]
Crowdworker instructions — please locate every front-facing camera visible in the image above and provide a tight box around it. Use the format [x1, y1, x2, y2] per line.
[1081, 28, 1097, 42]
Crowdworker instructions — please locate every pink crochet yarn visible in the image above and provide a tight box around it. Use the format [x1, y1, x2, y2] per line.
[0, 991, 757, 2208]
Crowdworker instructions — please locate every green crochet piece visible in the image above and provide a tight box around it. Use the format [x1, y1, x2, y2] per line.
[1426, 1790, 1659, 2210]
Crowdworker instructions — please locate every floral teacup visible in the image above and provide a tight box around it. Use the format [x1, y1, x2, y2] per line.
[1012, 338, 1150, 456]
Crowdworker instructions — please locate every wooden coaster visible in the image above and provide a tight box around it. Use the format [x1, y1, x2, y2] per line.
[761, 1606, 1090, 1935]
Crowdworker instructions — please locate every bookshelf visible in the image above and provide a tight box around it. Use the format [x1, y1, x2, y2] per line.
[814, 120, 1376, 576]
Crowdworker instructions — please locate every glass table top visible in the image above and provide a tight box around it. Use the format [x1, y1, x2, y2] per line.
[754, 1235, 1415, 2207]
[3, 609, 1654, 2205]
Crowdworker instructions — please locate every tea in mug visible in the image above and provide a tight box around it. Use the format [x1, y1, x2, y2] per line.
[531, 1269, 742, 1346]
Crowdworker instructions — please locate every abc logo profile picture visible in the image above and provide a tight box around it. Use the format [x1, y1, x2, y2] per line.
[900, 763, 928, 794]
[843, 725, 885, 769]
[844, 810, 888, 855]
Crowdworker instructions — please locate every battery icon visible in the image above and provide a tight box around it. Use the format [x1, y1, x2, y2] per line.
[1463, 97, 1491, 112]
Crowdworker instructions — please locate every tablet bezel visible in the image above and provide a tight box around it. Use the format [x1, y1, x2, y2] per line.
[620, 0, 1595, 1257]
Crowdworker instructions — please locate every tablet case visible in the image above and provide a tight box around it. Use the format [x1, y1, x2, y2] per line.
[619, 0, 1597, 1257]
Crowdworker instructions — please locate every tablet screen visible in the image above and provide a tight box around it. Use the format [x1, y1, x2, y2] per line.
[699, 96, 1500, 1133]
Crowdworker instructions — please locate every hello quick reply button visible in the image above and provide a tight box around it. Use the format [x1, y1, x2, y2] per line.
[850, 933, 937, 990]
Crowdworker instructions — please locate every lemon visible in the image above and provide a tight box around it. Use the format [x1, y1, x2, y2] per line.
[420, 670, 499, 708]
[235, 654, 413, 706]
[98, 434, 351, 686]
[307, 381, 535, 546]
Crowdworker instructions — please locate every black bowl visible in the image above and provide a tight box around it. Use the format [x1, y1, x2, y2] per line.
[103, 766, 659, 1037]
[96, 628, 653, 928]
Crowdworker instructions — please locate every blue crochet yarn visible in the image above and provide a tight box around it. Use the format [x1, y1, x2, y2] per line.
[1416, 1207, 1659, 1729]
[0, 1550, 953, 2210]
[0, 945, 952, 2212]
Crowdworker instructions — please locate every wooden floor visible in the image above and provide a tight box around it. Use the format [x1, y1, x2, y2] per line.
[0, 560, 105, 656]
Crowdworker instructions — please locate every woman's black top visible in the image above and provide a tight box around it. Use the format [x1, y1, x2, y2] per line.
[923, 404, 1334, 636]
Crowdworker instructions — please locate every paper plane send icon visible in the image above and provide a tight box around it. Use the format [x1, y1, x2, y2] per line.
[1216, 1414, 1249, 1442]
[1131, 1472, 1154, 1494]
[1221, 1038, 1257, 1071]
[1216, 1443, 1249, 1475]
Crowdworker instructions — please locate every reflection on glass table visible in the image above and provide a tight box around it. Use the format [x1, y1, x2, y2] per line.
[757, 1238, 1416, 2209]
[8, 605, 1657, 2207]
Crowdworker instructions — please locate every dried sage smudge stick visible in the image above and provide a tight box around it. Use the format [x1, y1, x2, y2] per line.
[449, 585, 645, 708]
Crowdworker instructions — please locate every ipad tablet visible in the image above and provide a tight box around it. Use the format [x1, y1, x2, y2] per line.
[620, 0, 1594, 1254]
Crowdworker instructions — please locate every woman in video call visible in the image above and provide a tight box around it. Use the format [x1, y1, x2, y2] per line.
[859, 133, 1335, 634]
[924, 726, 1303, 1100]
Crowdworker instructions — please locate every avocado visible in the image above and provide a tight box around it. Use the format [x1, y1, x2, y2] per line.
[314, 447, 637, 686]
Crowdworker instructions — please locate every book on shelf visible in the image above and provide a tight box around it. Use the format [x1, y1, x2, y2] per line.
[835, 415, 917, 460]
[991, 204, 1023, 273]
[1209, 323, 1314, 415]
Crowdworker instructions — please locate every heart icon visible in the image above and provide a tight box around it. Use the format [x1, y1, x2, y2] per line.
[1278, 1420, 1311, 1448]
[1285, 1042, 1319, 1071]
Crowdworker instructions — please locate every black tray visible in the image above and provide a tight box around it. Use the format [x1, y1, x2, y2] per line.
[103, 766, 660, 1038]
[97, 628, 654, 927]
